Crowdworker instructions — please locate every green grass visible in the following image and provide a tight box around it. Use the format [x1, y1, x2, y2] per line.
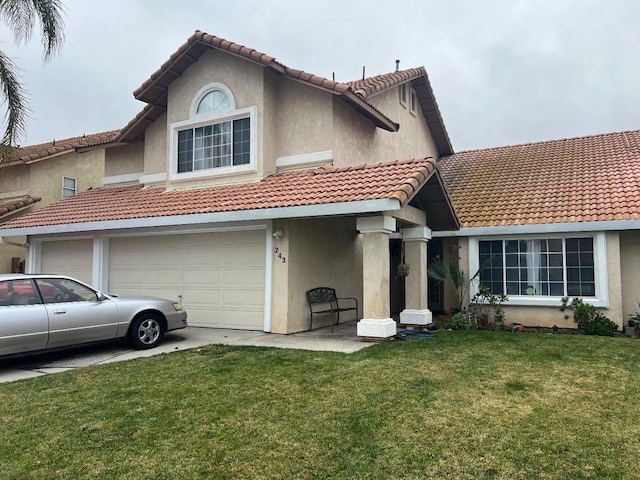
[2, 331, 640, 479]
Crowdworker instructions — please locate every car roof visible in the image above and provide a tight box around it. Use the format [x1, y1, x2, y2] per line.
[0, 274, 76, 281]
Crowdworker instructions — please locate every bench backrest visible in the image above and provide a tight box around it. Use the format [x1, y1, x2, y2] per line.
[306, 287, 337, 305]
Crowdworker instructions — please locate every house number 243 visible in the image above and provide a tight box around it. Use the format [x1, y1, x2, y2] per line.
[274, 247, 287, 263]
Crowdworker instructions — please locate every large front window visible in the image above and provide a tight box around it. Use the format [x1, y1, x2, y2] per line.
[476, 236, 601, 302]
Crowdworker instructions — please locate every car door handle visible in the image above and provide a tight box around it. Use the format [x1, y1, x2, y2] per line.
[53, 310, 67, 315]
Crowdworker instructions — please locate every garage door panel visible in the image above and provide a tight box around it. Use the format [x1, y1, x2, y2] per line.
[109, 231, 265, 330]
[224, 229, 264, 246]
[41, 240, 93, 285]
[223, 246, 265, 266]
[182, 269, 223, 286]
[223, 268, 265, 287]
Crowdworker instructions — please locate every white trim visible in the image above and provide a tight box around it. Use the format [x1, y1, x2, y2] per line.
[409, 89, 418, 116]
[401, 226, 432, 242]
[400, 309, 432, 325]
[356, 216, 396, 234]
[168, 105, 258, 182]
[0, 198, 401, 237]
[399, 83, 408, 108]
[468, 232, 609, 308]
[139, 172, 167, 184]
[433, 219, 640, 237]
[27, 240, 41, 274]
[275, 150, 333, 169]
[102, 172, 142, 185]
[92, 237, 109, 291]
[263, 222, 274, 333]
[357, 318, 397, 338]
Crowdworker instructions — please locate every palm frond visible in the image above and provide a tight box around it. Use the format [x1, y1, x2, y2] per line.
[0, 50, 29, 146]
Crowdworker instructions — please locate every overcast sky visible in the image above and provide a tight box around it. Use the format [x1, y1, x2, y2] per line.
[0, 0, 637, 152]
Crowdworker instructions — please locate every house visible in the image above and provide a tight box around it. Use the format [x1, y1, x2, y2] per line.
[436, 130, 640, 329]
[0, 31, 459, 338]
[0, 132, 115, 273]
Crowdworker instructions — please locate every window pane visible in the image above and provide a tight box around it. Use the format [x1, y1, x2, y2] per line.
[35, 279, 97, 304]
[233, 118, 251, 165]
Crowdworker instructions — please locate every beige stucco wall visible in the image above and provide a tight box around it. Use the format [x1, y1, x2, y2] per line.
[105, 143, 144, 177]
[143, 112, 168, 176]
[272, 77, 333, 160]
[620, 230, 640, 321]
[332, 86, 439, 166]
[270, 216, 363, 333]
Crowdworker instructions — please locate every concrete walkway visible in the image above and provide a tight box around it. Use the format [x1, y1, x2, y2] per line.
[0, 323, 373, 384]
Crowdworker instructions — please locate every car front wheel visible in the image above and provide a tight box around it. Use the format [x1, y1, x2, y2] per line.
[130, 314, 164, 350]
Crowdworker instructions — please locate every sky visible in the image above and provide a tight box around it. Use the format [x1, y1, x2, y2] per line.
[0, 0, 637, 152]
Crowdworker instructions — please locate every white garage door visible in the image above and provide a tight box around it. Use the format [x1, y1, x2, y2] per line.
[109, 230, 266, 330]
[41, 240, 93, 285]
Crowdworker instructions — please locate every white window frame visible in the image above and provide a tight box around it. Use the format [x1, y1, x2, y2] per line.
[409, 89, 418, 115]
[62, 176, 77, 198]
[169, 83, 257, 182]
[468, 232, 609, 307]
[399, 83, 408, 107]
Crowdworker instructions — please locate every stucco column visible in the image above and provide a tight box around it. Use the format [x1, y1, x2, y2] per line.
[399, 226, 433, 326]
[356, 216, 397, 338]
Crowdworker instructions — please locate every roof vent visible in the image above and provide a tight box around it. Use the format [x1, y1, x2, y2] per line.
[395, 59, 400, 72]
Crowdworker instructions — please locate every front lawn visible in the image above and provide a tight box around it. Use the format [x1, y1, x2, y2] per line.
[1, 331, 639, 479]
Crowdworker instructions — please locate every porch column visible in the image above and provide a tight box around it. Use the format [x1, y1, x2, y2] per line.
[400, 226, 433, 326]
[356, 216, 397, 338]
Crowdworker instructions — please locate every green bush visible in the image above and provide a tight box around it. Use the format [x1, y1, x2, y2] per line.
[560, 297, 618, 336]
[442, 312, 472, 330]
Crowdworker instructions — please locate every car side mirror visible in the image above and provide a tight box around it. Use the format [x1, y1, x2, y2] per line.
[96, 292, 108, 301]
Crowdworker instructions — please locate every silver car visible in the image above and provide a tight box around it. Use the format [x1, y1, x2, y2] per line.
[0, 274, 187, 357]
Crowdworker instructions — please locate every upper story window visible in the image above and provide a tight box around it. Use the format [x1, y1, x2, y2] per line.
[410, 89, 417, 114]
[62, 176, 76, 198]
[169, 82, 257, 181]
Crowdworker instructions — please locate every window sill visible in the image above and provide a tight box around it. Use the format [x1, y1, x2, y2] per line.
[495, 296, 608, 308]
[169, 163, 256, 183]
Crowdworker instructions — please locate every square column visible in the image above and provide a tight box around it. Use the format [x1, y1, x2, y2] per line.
[356, 216, 397, 338]
[400, 226, 433, 326]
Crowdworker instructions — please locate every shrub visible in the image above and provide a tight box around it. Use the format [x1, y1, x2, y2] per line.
[470, 286, 508, 330]
[560, 297, 618, 336]
[437, 312, 473, 330]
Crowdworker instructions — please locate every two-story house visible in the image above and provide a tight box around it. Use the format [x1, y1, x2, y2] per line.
[0, 133, 114, 274]
[0, 31, 458, 338]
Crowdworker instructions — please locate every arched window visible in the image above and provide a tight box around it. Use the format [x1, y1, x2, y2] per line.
[196, 89, 232, 114]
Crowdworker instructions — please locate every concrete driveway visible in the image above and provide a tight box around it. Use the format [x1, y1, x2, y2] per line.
[0, 323, 373, 384]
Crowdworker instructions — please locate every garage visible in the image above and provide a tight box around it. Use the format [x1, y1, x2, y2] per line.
[41, 240, 93, 284]
[108, 230, 266, 330]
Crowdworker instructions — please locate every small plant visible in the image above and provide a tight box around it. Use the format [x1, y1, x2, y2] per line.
[560, 297, 618, 336]
[428, 258, 484, 313]
[628, 301, 640, 327]
[470, 286, 508, 329]
[437, 312, 473, 330]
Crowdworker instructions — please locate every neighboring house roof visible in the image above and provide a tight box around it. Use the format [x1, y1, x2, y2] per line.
[0, 195, 41, 222]
[439, 130, 640, 228]
[0, 157, 458, 233]
[116, 31, 452, 155]
[0, 130, 119, 166]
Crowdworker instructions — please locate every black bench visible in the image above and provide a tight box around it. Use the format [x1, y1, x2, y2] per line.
[306, 287, 359, 332]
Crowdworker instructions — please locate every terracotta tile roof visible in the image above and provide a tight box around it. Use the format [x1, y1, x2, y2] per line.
[119, 31, 413, 143]
[0, 130, 119, 166]
[0, 195, 41, 222]
[0, 158, 438, 230]
[348, 68, 426, 98]
[439, 130, 640, 228]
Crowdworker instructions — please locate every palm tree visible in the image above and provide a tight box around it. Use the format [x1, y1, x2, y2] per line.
[0, 0, 65, 148]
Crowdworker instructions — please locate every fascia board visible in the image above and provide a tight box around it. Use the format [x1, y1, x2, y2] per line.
[0, 198, 401, 237]
[433, 219, 640, 237]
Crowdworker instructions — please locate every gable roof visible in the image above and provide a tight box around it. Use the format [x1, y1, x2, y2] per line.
[0, 130, 119, 167]
[439, 130, 640, 229]
[348, 68, 452, 155]
[0, 157, 458, 235]
[116, 31, 452, 155]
